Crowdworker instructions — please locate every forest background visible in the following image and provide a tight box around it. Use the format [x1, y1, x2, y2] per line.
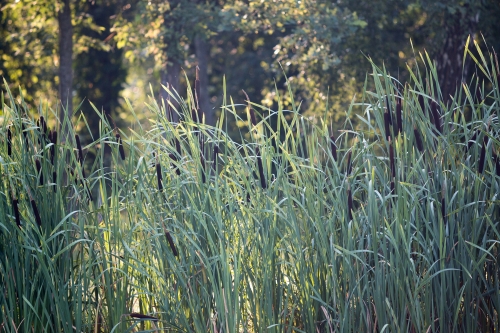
[1, 0, 500, 137]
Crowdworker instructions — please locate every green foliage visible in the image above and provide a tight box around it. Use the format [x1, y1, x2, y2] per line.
[1, 42, 500, 333]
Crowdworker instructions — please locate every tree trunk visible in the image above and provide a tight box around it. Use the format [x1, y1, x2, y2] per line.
[161, 59, 181, 122]
[435, 12, 479, 104]
[194, 35, 213, 126]
[58, 0, 73, 126]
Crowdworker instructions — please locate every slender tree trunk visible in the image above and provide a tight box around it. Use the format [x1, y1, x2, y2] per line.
[58, 0, 73, 125]
[194, 35, 213, 126]
[435, 12, 479, 104]
[161, 60, 181, 122]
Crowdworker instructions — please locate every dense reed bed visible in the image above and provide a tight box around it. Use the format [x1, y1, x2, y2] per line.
[0, 40, 499, 332]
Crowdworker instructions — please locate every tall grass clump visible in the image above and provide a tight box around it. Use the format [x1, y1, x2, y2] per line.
[1, 39, 499, 332]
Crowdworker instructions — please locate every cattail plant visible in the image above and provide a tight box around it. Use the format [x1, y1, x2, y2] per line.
[195, 66, 201, 111]
[21, 122, 29, 147]
[116, 133, 126, 160]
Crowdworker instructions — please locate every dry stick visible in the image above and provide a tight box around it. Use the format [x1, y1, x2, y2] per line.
[129, 313, 159, 321]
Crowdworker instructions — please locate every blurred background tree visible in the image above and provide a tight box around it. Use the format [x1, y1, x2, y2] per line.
[1, 0, 499, 138]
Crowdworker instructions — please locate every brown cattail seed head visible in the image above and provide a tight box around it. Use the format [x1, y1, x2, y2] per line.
[256, 147, 267, 189]
[21, 122, 29, 147]
[169, 153, 181, 176]
[413, 126, 424, 153]
[430, 101, 441, 134]
[7, 127, 12, 155]
[385, 96, 392, 123]
[156, 163, 163, 192]
[389, 138, 395, 179]
[396, 97, 402, 135]
[116, 133, 126, 160]
[175, 138, 181, 156]
[35, 159, 43, 185]
[384, 110, 391, 141]
[39, 116, 47, 134]
[347, 184, 353, 221]
[75, 134, 83, 165]
[478, 137, 487, 174]
[31, 200, 42, 226]
[249, 108, 258, 127]
[13, 198, 21, 227]
[213, 145, 219, 170]
[330, 135, 337, 161]
[165, 231, 179, 257]
[346, 150, 352, 176]
[418, 94, 425, 113]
